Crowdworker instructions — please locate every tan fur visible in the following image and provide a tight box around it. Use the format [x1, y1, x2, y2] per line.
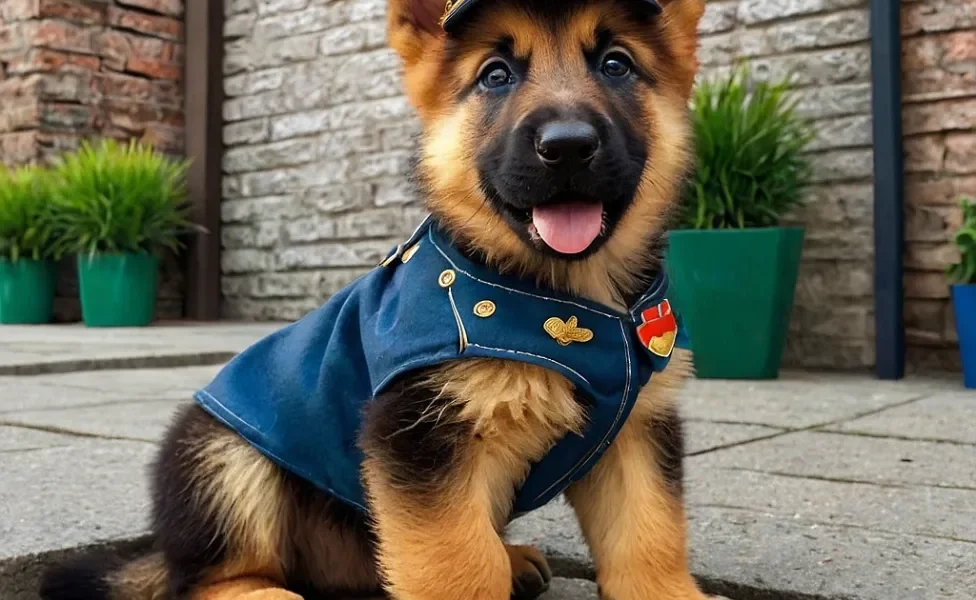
[565, 353, 706, 600]
[192, 429, 291, 583]
[106, 553, 169, 600]
[188, 577, 301, 600]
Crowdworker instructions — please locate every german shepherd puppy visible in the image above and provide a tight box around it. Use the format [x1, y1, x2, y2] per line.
[41, 0, 708, 598]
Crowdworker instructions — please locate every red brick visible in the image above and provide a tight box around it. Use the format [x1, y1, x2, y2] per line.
[108, 6, 182, 41]
[97, 71, 154, 101]
[0, 22, 30, 59]
[37, 0, 105, 25]
[906, 174, 976, 205]
[127, 57, 181, 80]
[945, 133, 976, 174]
[902, 0, 976, 37]
[905, 299, 948, 344]
[904, 134, 946, 173]
[906, 203, 964, 242]
[151, 79, 182, 107]
[104, 99, 183, 133]
[141, 123, 183, 151]
[903, 67, 976, 103]
[30, 20, 96, 54]
[905, 242, 961, 271]
[95, 30, 172, 71]
[115, 0, 183, 18]
[1, 0, 40, 21]
[0, 130, 40, 165]
[903, 98, 976, 136]
[6, 49, 100, 75]
[0, 98, 40, 132]
[905, 271, 952, 299]
[41, 103, 94, 131]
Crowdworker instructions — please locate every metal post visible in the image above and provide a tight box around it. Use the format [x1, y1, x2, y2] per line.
[870, 0, 905, 379]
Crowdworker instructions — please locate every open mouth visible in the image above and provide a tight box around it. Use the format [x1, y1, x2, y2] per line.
[523, 193, 606, 255]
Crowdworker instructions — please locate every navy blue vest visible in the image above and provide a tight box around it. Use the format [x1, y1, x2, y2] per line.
[195, 217, 686, 515]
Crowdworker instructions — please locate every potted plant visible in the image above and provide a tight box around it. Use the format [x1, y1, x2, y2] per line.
[947, 197, 976, 389]
[0, 166, 59, 325]
[666, 65, 815, 379]
[50, 140, 199, 327]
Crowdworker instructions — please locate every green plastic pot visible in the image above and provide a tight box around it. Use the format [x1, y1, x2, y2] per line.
[0, 258, 57, 324]
[666, 227, 805, 379]
[77, 252, 159, 327]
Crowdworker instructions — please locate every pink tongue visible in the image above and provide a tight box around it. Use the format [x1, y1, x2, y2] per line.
[532, 202, 604, 254]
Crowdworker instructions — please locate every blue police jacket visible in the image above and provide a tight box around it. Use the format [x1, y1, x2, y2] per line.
[195, 217, 687, 516]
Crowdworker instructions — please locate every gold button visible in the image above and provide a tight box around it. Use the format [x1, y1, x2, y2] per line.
[401, 242, 420, 263]
[438, 269, 456, 288]
[473, 300, 496, 318]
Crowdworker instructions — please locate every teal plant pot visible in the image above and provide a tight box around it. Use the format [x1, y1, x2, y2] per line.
[0, 258, 57, 324]
[77, 252, 159, 327]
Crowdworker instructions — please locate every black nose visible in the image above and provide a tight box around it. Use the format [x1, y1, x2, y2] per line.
[535, 121, 600, 168]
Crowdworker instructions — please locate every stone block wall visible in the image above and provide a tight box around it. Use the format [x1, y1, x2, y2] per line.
[0, 0, 187, 320]
[221, 0, 425, 320]
[219, 0, 971, 371]
[900, 0, 974, 372]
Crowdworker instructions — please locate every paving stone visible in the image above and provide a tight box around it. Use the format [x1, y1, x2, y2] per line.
[0, 366, 220, 413]
[687, 506, 976, 600]
[1, 398, 184, 442]
[0, 439, 154, 560]
[685, 466, 976, 542]
[540, 578, 598, 600]
[684, 421, 785, 454]
[825, 391, 976, 445]
[0, 323, 280, 375]
[0, 426, 76, 452]
[680, 373, 931, 429]
[692, 430, 976, 489]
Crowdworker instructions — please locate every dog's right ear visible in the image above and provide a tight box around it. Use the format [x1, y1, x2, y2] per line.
[388, 0, 446, 66]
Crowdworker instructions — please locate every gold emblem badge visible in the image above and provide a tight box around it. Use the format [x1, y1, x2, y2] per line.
[401, 242, 421, 263]
[544, 316, 594, 346]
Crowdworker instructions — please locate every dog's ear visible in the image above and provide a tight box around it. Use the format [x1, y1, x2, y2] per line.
[660, 0, 705, 96]
[388, 0, 446, 66]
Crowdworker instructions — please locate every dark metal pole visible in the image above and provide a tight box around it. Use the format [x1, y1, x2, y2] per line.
[183, 0, 224, 320]
[870, 0, 905, 379]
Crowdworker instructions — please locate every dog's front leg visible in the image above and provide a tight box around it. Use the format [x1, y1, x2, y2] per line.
[565, 405, 709, 600]
[361, 388, 512, 600]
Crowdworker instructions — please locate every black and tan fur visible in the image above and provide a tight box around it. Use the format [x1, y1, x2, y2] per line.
[41, 0, 708, 598]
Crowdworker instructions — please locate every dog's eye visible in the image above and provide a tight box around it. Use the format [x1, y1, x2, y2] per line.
[601, 51, 633, 79]
[478, 60, 515, 90]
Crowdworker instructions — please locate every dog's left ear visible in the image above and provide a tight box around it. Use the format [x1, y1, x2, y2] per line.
[388, 0, 447, 67]
[659, 0, 705, 95]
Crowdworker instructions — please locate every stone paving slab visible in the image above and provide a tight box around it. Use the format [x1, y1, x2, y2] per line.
[685, 466, 976, 543]
[0, 366, 219, 414]
[824, 391, 976, 445]
[684, 422, 786, 455]
[693, 430, 976, 490]
[0, 322, 281, 375]
[0, 432, 153, 561]
[679, 373, 938, 429]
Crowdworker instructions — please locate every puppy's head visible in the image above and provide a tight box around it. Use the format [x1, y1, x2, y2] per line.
[389, 0, 704, 295]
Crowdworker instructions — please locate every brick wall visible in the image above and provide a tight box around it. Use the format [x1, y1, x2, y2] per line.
[0, 0, 187, 320]
[901, 0, 975, 372]
[218, 0, 969, 372]
[221, 0, 425, 320]
[698, 0, 876, 369]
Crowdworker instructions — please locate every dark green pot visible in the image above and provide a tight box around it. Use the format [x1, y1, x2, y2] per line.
[0, 258, 57, 325]
[666, 227, 805, 379]
[77, 252, 159, 328]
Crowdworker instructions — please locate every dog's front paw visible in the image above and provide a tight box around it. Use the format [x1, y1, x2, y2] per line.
[506, 544, 552, 600]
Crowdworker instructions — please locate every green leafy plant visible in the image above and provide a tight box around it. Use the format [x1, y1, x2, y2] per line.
[0, 165, 58, 262]
[947, 197, 976, 285]
[680, 64, 816, 229]
[49, 139, 201, 257]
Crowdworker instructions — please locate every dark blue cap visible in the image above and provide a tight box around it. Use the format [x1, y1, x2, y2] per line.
[441, 0, 664, 33]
